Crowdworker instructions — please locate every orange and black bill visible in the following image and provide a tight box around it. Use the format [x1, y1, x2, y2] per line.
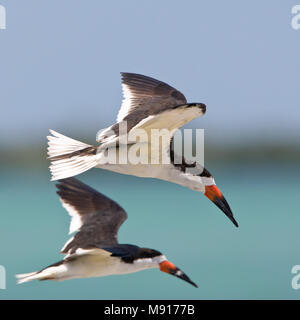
[205, 185, 238, 227]
[159, 261, 198, 288]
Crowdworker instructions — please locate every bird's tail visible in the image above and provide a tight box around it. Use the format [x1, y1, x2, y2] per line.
[16, 260, 69, 284]
[16, 269, 63, 284]
[47, 130, 99, 181]
[15, 271, 41, 284]
[16, 270, 58, 284]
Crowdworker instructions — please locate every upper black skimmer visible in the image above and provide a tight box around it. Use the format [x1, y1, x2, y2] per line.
[16, 178, 197, 287]
[47, 73, 238, 227]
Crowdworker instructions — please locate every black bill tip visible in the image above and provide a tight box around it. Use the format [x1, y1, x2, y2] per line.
[171, 268, 198, 288]
[213, 195, 239, 228]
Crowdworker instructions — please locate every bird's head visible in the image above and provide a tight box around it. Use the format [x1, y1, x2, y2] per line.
[159, 260, 198, 288]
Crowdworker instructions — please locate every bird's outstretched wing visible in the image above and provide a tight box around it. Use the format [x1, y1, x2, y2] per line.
[56, 178, 127, 255]
[96, 73, 205, 145]
[117, 72, 187, 123]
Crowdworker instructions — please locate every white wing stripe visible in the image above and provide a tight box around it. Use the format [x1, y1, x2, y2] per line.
[60, 236, 74, 253]
[60, 199, 83, 234]
[117, 83, 133, 122]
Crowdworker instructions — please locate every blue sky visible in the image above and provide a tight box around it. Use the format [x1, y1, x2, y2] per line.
[0, 1, 299, 147]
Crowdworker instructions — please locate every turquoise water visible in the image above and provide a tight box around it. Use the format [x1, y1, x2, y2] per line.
[0, 162, 299, 299]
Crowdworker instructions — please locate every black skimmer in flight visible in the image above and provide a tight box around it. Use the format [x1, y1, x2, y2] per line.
[47, 73, 238, 227]
[16, 178, 197, 287]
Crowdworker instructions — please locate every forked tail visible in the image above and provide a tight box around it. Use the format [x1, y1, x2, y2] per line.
[47, 130, 98, 181]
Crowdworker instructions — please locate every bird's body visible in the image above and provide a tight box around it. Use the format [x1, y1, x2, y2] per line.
[47, 73, 238, 227]
[17, 248, 166, 282]
[96, 150, 214, 193]
[16, 178, 197, 287]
